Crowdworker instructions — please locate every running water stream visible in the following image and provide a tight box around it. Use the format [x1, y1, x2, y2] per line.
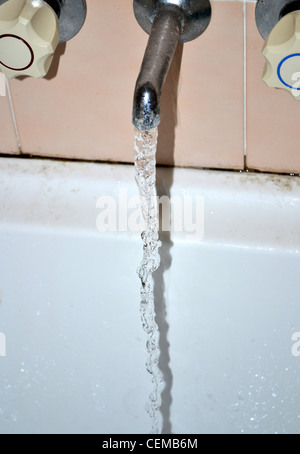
[134, 127, 163, 434]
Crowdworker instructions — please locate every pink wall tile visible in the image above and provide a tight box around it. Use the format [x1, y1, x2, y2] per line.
[0, 82, 20, 155]
[7, 0, 244, 169]
[246, 3, 300, 174]
[9, 0, 147, 162]
[2, 0, 299, 174]
[172, 0, 244, 169]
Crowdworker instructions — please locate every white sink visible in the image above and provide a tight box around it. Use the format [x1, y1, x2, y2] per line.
[0, 158, 299, 434]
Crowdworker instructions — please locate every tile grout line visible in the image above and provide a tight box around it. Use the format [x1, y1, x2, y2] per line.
[243, 1, 247, 162]
[5, 78, 22, 153]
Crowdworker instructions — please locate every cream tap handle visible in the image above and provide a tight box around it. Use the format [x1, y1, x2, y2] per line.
[262, 10, 300, 100]
[0, 0, 59, 79]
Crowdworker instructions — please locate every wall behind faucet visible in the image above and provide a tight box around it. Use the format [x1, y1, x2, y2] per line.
[0, 0, 299, 174]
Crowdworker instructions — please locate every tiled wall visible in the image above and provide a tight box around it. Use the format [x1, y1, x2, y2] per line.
[0, 0, 300, 174]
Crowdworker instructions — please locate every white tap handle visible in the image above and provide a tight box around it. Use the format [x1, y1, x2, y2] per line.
[0, 0, 59, 79]
[262, 10, 300, 100]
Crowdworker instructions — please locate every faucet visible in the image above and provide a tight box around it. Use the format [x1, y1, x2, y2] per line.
[132, 0, 211, 130]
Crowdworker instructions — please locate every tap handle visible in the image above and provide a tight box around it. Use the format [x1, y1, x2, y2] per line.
[256, 0, 300, 99]
[262, 10, 300, 99]
[0, 0, 59, 79]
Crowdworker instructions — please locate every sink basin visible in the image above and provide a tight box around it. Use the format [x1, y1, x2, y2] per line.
[0, 158, 299, 434]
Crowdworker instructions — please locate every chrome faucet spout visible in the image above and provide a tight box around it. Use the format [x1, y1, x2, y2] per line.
[132, 0, 212, 131]
[133, 6, 183, 130]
